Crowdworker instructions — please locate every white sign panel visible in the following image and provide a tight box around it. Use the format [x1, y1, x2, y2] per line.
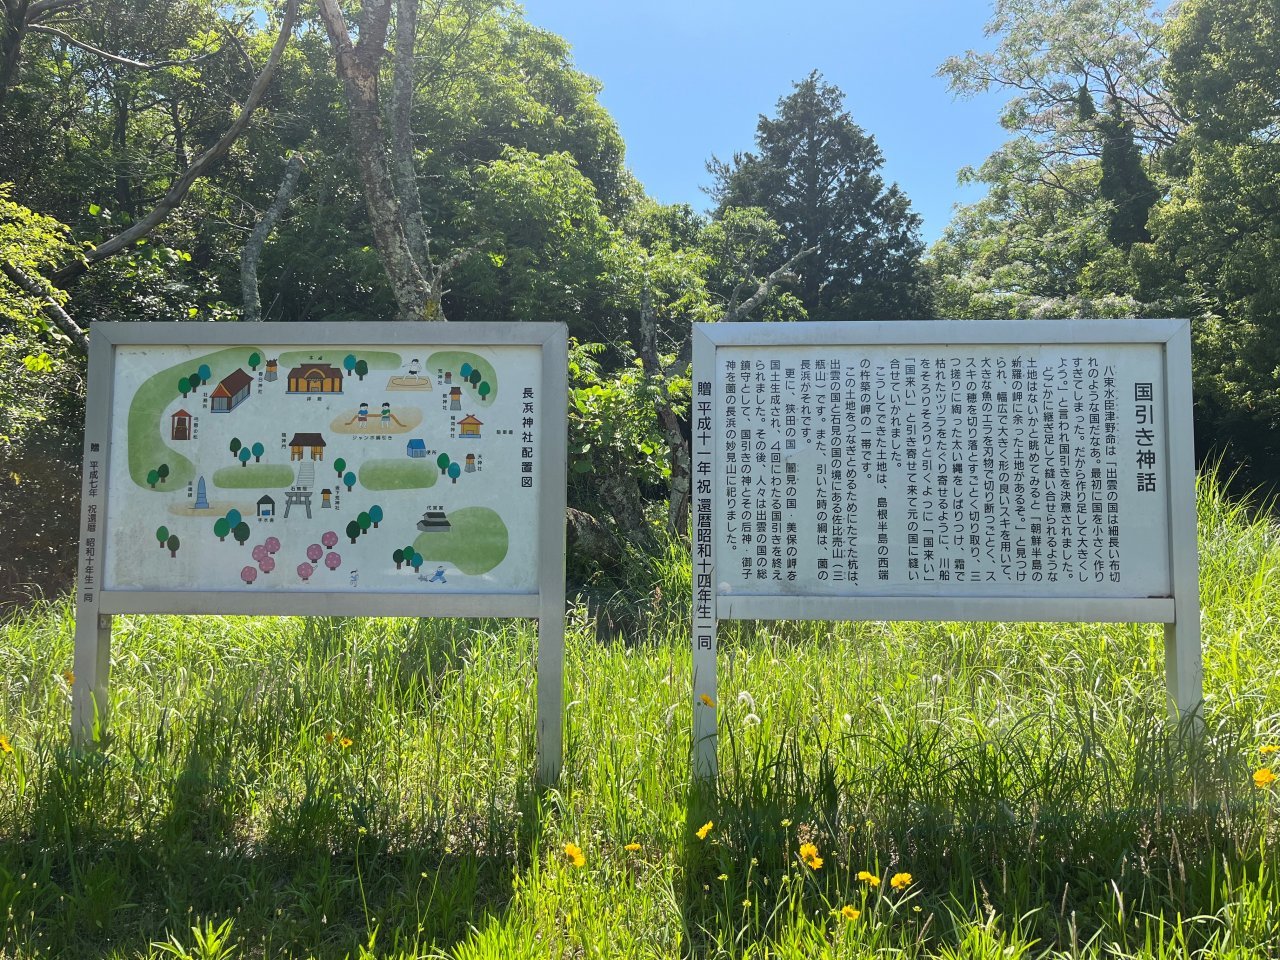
[74, 322, 567, 783]
[691, 320, 1201, 779]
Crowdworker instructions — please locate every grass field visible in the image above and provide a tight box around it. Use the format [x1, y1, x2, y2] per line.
[0, 474, 1278, 959]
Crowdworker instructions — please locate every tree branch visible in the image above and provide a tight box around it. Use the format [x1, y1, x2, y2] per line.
[28, 23, 219, 70]
[50, 0, 298, 285]
[240, 151, 305, 322]
[723, 246, 815, 322]
[1, 260, 88, 352]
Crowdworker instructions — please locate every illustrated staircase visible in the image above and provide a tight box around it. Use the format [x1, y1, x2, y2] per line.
[295, 461, 316, 490]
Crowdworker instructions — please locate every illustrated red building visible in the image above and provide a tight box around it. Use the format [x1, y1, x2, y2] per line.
[170, 409, 192, 440]
[210, 369, 253, 412]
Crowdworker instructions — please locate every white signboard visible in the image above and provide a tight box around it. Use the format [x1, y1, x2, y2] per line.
[74, 322, 567, 782]
[691, 320, 1201, 778]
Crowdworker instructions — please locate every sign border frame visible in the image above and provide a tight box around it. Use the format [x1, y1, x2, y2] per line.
[691, 319, 1201, 779]
[73, 321, 568, 784]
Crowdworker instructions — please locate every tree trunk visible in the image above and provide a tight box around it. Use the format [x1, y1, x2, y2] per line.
[636, 280, 691, 536]
[0, 0, 28, 110]
[316, 0, 431, 323]
[241, 152, 304, 321]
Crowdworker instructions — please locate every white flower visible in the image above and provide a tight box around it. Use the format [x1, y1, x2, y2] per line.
[737, 690, 756, 711]
[744, 713, 761, 727]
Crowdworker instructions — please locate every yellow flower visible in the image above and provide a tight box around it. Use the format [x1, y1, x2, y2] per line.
[1261, 745, 1279, 756]
[718, 873, 729, 881]
[323, 732, 336, 743]
[624, 842, 641, 852]
[780, 818, 792, 828]
[699, 693, 716, 708]
[840, 905, 861, 921]
[0, 734, 11, 755]
[798, 842, 823, 870]
[1254, 767, 1277, 790]
[563, 842, 585, 868]
[339, 737, 353, 749]
[742, 898, 751, 907]
[62, 670, 75, 685]
[857, 870, 881, 886]
[890, 872, 913, 890]
[696, 820, 714, 840]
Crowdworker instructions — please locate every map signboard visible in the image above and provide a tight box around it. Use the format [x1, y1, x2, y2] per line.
[74, 322, 567, 781]
[691, 320, 1201, 778]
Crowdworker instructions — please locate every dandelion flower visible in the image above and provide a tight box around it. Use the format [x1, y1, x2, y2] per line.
[323, 732, 336, 743]
[563, 842, 585, 868]
[1261, 745, 1279, 757]
[1255, 767, 1277, 789]
[857, 870, 881, 886]
[339, 737, 353, 749]
[0, 734, 11, 754]
[62, 670, 75, 685]
[780, 818, 792, 828]
[799, 842, 823, 870]
[718, 873, 729, 881]
[624, 842, 641, 852]
[696, 820, 714, 840]
[742, 898, 751, 907]
[890, 871, 913, 890]
[699, 693, 716, 708]
[840, 905, 860, 921]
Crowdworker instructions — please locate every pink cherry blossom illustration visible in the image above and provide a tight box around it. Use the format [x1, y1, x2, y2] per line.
[252, 544, 268, 564]
[259, 555, 276, 574]
[321, 531, 339, 549]
[325, 551, 341, 571]
[264, 536, 281, 554]
[306, 543, 323, 563]
[240, 565, 258, 585]
[297, 562, 314, 582]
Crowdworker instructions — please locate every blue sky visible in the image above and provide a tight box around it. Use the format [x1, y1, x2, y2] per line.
[519, 0, 1010, 246]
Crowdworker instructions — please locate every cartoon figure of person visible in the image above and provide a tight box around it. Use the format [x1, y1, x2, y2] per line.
[408, 358, 421, 377]
[356, 401, 369, 430]
[380, 401, 392, 427]
[428, 565, 447, 584]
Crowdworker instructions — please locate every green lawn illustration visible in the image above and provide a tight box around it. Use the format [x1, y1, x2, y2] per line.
[212, 465, 295, 489]
[278, 349, 402, 377]
[359, 459, 438, 490]
[412, 506, 508, 575]
[127, 346, 262, 490]
[428, 350, 498, 406]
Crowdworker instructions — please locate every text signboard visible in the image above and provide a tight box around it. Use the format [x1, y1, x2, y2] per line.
[691, 320, 1201, 778]
[75, 322, 567, 782]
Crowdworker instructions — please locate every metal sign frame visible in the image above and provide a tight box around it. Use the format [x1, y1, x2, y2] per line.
[690, 319, 1201, 779]
[74, 321, 568, 784]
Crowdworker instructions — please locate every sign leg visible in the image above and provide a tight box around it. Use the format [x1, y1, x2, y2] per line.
[1164, 620, 1203, 727]
[693, 619, 718, 781]
[72, 611, 112, 747]
[537, 604, 563, 785]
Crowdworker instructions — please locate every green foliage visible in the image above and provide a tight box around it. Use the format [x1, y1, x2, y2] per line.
[0, 184, 75, 341]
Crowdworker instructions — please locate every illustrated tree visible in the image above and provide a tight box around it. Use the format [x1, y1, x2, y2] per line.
[447, 462, 461, 483]
[343, 470, 356, 491]
[468, 369, 481, 387]
[146, 469, 160, 489]
[321, 531, 339, 549]
[252, 544, 268, 563]
[198, 364, 212, 382]
[230, 438, 242, 459]
[334, 457, 347, 477]
[410, 551, 424, 573]
[166, 534, 180, 558]
[346, 520, 362, 544]
[392, 548, 405, 569]
[478, 382, 491, 399]
[325, 551, 342, 571]
[460, 362, 472, 379]
[307, 544, 324, 564]
[241, 566, 258, 585]
[436, 452, 450, 475]
[239, 447, 252, 467]
[248, 352, 262, 371]
[214, 518, 231, 542]
[155, 525, 169, 548]
[368, 505, 383, 528]
[354, 359, 368, 380]
[226, 509, 242, 528]
[264, 536, 281, 554]
[178, 376, 191, 398]
[357, 512, 372, 536]
[157, 464, 169, 484]
[233, 522, 251, 546]
[188, 372, 203, 392]
[259, 555, 276, 574]
[343, 354, 357, 375]
[297, 562, 314, 581]
[251, 442, 265, 463]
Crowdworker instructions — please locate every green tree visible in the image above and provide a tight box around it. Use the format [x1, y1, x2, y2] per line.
[230, 438, 242, 458]
[710, 72, 929, 321]
[155, 525, 169, 548]
[343, 470, 355, 491]
[213, 517, 230, 541]
[368, 504, 383, 528]
[346, 519, 361, 544]
[232, 521, 251, 546]
[354, 359, 368, 380]
[239, 447, 251, 467]
[178, 376, 191, 398]
[436, 452, 450, 475]
[165, 534, 179, 557]
[248, 351, 261, 370]
[392, 547, 404, 569]
[251, 442, 264, 463]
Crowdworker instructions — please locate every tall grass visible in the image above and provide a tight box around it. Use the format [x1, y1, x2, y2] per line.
[0, 470, 1278, 958]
